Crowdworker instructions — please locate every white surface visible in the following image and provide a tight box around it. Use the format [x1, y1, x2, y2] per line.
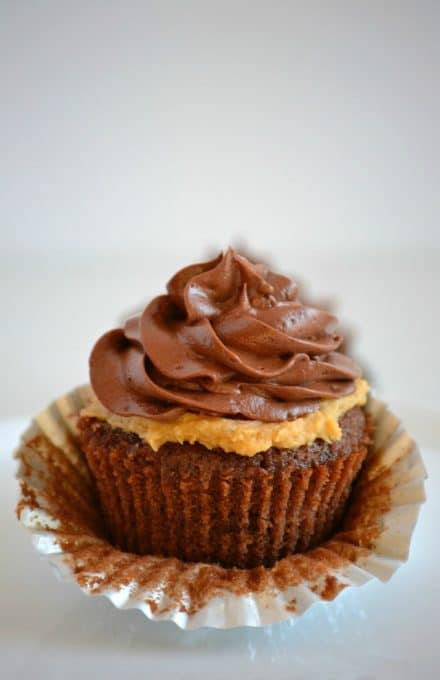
[2, 417, 439, 679]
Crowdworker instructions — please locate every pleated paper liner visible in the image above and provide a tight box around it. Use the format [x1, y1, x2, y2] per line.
[15, 386, 427, 629]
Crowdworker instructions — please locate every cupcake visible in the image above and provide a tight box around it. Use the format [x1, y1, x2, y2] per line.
[78, 248, 370, 569]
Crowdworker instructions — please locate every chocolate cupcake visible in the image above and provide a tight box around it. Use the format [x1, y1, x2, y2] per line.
[78, 248, 370, 568]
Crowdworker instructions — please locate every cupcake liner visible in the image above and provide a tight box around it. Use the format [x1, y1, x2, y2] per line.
[15, 386, 427, 629]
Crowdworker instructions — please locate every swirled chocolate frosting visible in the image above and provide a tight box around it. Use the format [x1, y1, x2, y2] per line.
[90, 249, 361, 422]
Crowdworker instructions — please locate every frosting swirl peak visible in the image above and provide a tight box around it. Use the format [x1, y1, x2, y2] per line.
[90, 249, 361, 421]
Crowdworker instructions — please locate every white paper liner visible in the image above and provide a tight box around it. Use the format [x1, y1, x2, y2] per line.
[15, 387, 427, 629]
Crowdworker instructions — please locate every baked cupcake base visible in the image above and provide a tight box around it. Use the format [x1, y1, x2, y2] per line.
[78, 406, 370, 568]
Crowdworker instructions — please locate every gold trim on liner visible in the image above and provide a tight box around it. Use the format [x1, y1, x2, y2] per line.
[79, 378, 369, 457]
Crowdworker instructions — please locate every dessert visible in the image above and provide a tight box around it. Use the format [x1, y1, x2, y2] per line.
[78, 248, 371, 568]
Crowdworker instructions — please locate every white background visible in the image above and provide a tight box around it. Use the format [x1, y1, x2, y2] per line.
[1, 2, 439, 678]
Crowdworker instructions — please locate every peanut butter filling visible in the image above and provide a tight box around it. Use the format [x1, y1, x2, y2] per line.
[80, 378, 369, 457]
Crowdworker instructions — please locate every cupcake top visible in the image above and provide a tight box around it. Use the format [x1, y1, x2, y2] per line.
[89, 248, 362, 423]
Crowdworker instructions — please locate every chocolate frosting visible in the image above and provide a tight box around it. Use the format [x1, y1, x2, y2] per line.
[90, 249, 361, 422]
